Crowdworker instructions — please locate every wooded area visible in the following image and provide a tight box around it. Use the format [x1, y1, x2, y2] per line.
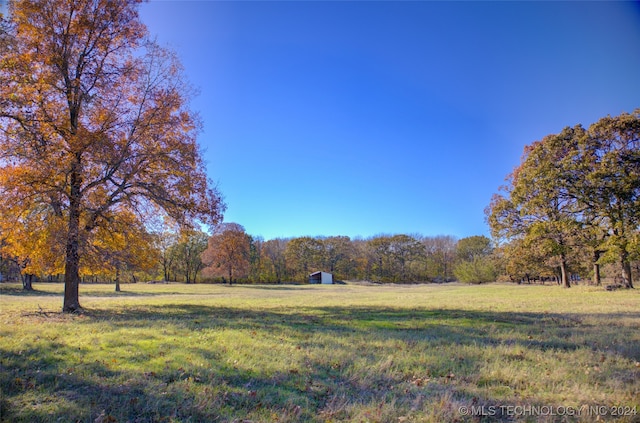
[0, 224, 460, 285]
[487, 110, 639, 289]
[2, 218, 638, 289]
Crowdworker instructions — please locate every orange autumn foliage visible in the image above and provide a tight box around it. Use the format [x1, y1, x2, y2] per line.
[0, 0, 224, 311]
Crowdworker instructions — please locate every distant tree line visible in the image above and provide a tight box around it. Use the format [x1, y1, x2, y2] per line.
[1, 218, 494, 285]
[200, 226, 462, 284]
[486, 110, 640, 288]
[3, 203, 636, 288]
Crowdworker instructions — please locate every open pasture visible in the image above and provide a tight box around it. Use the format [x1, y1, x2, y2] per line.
[1, 282, 639, 422]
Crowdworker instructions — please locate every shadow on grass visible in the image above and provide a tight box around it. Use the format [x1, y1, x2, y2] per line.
[0, 283, 189, 298]
[232, 284, 307, 290]
[0, 285, 61, 296]
[0, 330, 328, 422]
[2, 303, 639, 422]
[74, 304, 640, 361]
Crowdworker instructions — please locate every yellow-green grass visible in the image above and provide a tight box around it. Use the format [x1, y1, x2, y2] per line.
[0, 282, 638, 422]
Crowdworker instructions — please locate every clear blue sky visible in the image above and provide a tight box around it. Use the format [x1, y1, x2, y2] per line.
[140, 1, 640, 241]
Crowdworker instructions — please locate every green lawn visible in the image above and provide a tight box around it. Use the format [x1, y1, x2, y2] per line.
[1, 282, 638, 422]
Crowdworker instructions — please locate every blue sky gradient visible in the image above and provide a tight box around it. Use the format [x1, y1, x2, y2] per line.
[140, 1, 640, 240]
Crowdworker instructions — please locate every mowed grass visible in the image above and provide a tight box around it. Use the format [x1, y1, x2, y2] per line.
[1, 283, 639, 423]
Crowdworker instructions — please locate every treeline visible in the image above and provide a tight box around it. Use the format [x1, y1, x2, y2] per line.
[486, 110, 640, 288]
[199, 224, 462, 283]
[0, 222, 494, 285]
[3, 216, 636, 288]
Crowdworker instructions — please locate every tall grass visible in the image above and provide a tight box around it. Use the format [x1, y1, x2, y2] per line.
[1, 282, 638, 422]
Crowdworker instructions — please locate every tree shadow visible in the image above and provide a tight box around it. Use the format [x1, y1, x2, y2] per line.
[0, 285, 61, 296]
[2, 303, 639, 422]
[79, 304, 640, 360]
[232, 284, 308, 290]
[0, 283, 190, 298]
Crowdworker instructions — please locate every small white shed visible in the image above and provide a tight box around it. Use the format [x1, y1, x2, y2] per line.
[309, 271, 333, 284]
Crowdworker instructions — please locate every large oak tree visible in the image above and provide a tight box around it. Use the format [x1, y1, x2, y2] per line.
[487, 128, 586, 287]
[576, 112, 640, 288]
[0, 0, 224, 312]
[487, 111, 639, 288]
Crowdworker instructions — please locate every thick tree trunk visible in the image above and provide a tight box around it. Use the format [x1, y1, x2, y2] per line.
[22, 273, 34, 291]
[620, 251, 633, 289]
[63, 215, 81, 312]
[560, 257, 570, 288]
[593, 250, 602, 286]
[63, 162, 82, 313]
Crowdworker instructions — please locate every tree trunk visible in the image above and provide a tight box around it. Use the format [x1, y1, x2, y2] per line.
[114, 266, 121, 292]
[22, 273, 34, 291]
[620, 251, 633, 289]
[63, 162, 82, 313]
[560, 256, 570, 288]
[593, 250, 601, 286]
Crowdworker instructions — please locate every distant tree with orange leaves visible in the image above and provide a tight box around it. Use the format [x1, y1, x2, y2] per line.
[202, 223, 251, 284]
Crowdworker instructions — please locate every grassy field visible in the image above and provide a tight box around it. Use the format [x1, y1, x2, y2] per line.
[0, 282, 639, 423]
